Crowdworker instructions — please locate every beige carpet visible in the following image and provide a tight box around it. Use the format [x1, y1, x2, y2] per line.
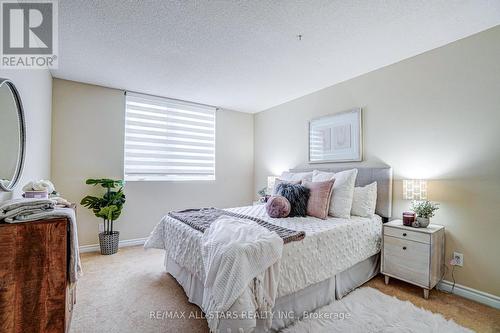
[71, 246, 500, 333]
[71, 246, 208, 333]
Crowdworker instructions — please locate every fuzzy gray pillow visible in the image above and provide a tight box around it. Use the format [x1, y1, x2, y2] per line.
[275, 182, 310, 217]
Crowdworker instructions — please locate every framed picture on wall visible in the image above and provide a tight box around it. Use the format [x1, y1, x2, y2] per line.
[308, 108, 363, 163]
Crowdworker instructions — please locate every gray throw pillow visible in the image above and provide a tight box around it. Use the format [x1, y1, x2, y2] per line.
[275, 182, 310, 217]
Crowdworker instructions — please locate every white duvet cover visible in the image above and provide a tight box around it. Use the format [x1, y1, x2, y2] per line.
[145, 205, 382, 298]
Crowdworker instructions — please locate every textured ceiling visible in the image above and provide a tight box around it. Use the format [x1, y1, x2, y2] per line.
[52, 1, 500, 113]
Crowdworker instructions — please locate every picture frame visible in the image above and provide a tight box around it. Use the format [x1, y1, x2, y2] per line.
[308, 108, 363, 163]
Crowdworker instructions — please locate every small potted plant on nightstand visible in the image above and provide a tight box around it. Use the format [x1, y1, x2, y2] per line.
[81, 179, 126, 255]
[257, 187, 269, 203]
[411, 200, 439, 228]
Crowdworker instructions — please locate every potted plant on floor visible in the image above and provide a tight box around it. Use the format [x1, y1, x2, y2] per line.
[81, 179, 126, 255]
[410, 200, 439, 228]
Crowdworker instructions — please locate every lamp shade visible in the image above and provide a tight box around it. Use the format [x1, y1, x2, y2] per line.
[267, 176, 278, 195]
[403, 180, 427, 200]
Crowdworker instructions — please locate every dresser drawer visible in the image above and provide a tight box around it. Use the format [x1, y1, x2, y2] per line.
[383, 236, 430, 287]
[384, 226, 430, 244]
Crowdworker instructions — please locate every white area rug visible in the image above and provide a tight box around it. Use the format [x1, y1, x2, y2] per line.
[283, 287, 472, 333]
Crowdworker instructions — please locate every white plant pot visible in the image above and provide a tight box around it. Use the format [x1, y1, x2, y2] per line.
[412, 217, 430, 228]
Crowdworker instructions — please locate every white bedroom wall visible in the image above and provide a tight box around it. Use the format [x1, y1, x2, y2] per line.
[0, 69, 52, 202]
[254, 26, 500, 296]
[51, 79, 254, 246]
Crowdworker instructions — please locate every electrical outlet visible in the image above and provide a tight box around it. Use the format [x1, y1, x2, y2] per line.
[98, 223, 104, 233]
[452, 252, 464, 267]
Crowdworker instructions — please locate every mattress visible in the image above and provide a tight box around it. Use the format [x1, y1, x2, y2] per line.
[146, 205, 382, 298]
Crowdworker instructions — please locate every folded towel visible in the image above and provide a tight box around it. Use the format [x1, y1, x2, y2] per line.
[3, 208, 54, 221]
[0, 199, 82, 285]
[0, 198, 54, 220]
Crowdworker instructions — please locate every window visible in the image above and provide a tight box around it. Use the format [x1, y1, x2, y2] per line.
[124, 92, 216, 181]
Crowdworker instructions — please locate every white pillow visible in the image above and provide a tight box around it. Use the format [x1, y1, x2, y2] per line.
[312, 169, 358, 218]
[279, 171, 313, 182]
[351, 182, 378, 217]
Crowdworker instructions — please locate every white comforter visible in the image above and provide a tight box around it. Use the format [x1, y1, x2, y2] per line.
[146, 205, 382, 298]
[201, 216, 283, 331]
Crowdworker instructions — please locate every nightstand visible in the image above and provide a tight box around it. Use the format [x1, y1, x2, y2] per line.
[381, 220, 445, 299]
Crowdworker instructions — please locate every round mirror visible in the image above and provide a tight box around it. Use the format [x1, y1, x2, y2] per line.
[0, 78, 25, 192]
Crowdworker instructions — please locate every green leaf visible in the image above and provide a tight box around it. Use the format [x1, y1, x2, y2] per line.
[97, 205, 119, 221]
[80, 195, 106, 216]
[103, 188, 126, 207]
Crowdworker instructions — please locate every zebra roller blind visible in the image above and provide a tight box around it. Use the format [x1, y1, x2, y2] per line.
[125, 92, 216, 181]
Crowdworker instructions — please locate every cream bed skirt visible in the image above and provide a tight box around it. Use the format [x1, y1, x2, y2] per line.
[165, 253, 380, 332]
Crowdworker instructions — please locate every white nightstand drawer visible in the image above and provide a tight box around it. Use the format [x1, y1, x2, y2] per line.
[383, 236, 430, 287]
[384, 226, 430, 244]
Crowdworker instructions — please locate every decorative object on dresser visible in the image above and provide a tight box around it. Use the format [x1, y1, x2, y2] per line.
[22, 179, 59, 198]
[410, 200, 439, 228]
[308, 108, 362, 163]
[381, 220, 445, 299]
[402, 211, 416, 226]
[0, 218, 76, 333]
[22, 190, 49, 199]
[80, 178, 126, 255]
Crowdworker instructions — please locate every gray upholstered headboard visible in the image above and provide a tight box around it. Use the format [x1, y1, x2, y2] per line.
[289, 165, 393, 220]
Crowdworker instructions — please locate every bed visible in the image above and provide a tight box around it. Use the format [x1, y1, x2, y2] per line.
[145, 166, 392, 332]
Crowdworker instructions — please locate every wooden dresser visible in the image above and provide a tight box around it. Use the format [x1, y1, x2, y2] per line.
[381, 220, 445, 299]
[0, 218, 76, 333]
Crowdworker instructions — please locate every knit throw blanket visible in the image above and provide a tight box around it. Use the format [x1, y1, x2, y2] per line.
[168, 208, 305, 244]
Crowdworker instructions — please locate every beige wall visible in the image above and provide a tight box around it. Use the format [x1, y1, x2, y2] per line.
[52, 79, 254, 246]
[0, 69, 52, 202]
[254, 26, 500, 296]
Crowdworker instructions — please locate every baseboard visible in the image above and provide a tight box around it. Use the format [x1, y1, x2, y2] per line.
[79, 237, 147, 253]
[437, 280, 500, 309]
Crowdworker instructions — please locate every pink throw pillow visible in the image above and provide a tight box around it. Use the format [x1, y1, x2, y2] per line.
[266, 196, 291, 218]
[302, 179, 335, 219]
